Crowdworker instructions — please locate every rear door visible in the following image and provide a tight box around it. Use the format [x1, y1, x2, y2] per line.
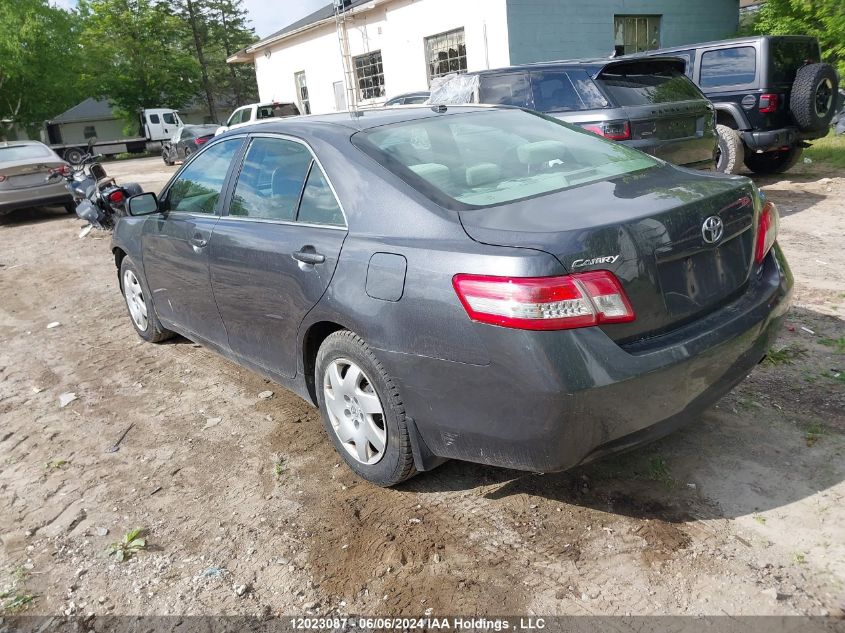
[208, 134, 347, 378]
[595, 59, 716, 166]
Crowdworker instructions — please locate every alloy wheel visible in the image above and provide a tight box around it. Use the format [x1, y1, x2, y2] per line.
[323, 358, 387, 465]
[123, 269, 148, 331]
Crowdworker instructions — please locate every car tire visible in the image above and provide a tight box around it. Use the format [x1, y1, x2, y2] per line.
[183, 147, 193, 160]
[63, 147, 85, 165]
[119, 256, 174, 344]
[744, 146, 804, 175]
[315, 330, 417, 487]
[791, 63, 839, 132]
[715, 125, 745, 174]
[162, 149, 174, 166]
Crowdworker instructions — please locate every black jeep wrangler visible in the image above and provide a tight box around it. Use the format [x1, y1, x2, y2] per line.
[642, 35, 839, 174]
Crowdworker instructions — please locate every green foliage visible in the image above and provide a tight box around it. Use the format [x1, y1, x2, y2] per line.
[78, 0, 202, 115]
[0, 0, 85, 137]
[805, 132, 845, 169]
[748, 0, 845, 77]
[106, 528, 147, 562]
[819, 336, 845, 353]
[763, 345, 807, 366]
[646, 455, 675, 488]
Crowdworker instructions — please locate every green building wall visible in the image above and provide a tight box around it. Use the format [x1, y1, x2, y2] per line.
[506, 0, 739, 64]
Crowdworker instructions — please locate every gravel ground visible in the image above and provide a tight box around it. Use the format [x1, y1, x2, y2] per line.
[0, 156, 843, 618]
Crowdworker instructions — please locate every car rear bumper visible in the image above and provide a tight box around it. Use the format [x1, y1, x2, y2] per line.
[0, 181, 72, 214]
[381, 247, 792, 472]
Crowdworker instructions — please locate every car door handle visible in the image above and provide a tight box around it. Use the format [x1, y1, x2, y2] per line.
[189, 234, 208, 249]
[292, 248, 325, 265]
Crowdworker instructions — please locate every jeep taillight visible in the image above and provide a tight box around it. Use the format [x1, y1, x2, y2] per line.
[759, 93, 779, 113]
[581, 120, 631, 141]
[452, 271, 635, 331]
[755, 200, 779, 264]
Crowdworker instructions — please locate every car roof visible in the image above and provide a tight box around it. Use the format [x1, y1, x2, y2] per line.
[464, 55, 686, 76]
[641, 34, 817, 54]
[218, 104, 503, 135]
[0, 140, 49, 148]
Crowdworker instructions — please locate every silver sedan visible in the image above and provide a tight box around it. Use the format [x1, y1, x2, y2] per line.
[0, 141, 74, 215]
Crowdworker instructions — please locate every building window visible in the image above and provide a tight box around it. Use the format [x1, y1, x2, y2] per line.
[354, 51, 385, 101]
[83, 125, 97, 139]
[295, 71, 311, 114]
[614, 15, 661, 56]
[425, 27, 467, 85]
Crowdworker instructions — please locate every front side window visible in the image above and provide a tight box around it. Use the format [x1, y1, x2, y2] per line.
[614, 15, 661, 55]
[700, 47, 757, 88]
[354, 51, 385, 101]
[295, 71, 311, 114]
[425, 28, 467, 85]
[165, 138, 242, 214]
[163, 113, 176, 125]
[353, 110, 656, 209]
[230, 137, 312, 221]
[227, 109, 243, 126]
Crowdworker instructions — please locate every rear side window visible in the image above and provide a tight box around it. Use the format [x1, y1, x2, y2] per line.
[597, 66, 703, 105]
[166, 138, 242, 214]
[353, 109, 657, 209]
[479, 73, 531, 108]
[699, 47, 757, 88]
[531, 71, 607, 112]
[230, 137, 312, 221]
[770, 39, 820, 85]
[297, 165, 344, 226]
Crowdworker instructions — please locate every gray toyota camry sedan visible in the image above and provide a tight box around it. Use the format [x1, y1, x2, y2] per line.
[113, 105, 792, 486]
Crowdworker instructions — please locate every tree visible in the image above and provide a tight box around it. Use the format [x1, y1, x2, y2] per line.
[0, 0, 84, 138]
[77, 0, 202, 120]
[748, 0, 845, 77]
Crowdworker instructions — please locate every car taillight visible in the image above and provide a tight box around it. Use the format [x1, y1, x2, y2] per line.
[755, 200, 779, 263]
[581, 120, 631, 141]
[759, 93, 779, 113]
[49, 165, 71, 177]
[452, 271, 635, 331]
[108, 190, 125, 204]
[195, 137, 209, 145]
[0, 175, 6, 182]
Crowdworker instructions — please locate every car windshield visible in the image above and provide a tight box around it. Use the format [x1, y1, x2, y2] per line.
[352, 109, 657, 209]
[597, 62, 703, 105]
[0, 144, 53, 162]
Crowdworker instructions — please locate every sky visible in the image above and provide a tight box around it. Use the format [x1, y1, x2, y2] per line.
[50, 0, 329, 39]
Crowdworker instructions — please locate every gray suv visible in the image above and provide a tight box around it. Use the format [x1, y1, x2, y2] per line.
[429, 57, 717, 169]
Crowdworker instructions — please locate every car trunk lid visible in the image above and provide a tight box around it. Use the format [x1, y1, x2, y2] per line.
[0, 158, 66, 191]
[458, 165, 758, 343]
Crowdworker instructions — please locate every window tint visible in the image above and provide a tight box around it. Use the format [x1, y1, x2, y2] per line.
[297, 164, 344, 226]
[770, 39, 820, 84]
[148, 114, 160, 124]
[353, 110, 656, 209]
[597, 64, 702, 105]
[166, 139, 241, 214]
[163, 113, 176, 125]
[479, 73, 530, 108]
[700, 47, 756, 88]
[230, 137, 312, 220]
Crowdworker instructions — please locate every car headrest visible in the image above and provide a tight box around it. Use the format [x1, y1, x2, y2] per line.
[465, 163, 501, 187]
[408, 163, 451, 190]
[517, 140, 567, 165]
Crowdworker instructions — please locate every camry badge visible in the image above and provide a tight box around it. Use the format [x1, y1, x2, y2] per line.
[701, 216, 724, 244]
[571, 255, 620, 268]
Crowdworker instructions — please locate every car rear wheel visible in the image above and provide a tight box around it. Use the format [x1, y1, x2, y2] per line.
[315, 330, 416, 486]
[715, 125, 744, 174]
[162, 148, 174, 166]
[119, 257, 174, 343]
[63, 147, 85, 165]
[744, 146, 804, 175]
[791, 63, 839, 132]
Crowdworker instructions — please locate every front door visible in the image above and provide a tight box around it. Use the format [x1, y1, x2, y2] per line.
[141, 137, 244, 345]
[208, 135, 347, 377]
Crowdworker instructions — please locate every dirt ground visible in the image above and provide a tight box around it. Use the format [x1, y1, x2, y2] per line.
[0, 155, 843, 619]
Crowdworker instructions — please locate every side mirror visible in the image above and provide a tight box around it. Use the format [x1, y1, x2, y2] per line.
[127, 192, 159, 216]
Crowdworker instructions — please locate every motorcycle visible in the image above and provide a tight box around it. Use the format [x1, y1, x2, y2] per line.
[47, 138, 143, 232]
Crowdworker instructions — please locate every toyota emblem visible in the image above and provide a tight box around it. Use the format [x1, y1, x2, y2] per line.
[701, 216, 724, 244]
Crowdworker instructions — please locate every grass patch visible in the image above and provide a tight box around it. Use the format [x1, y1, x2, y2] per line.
[793, 551, 806, 564]
[272, 453, 286, 479]
[804, 131, 845, 169]
[806, 422, 825, 447]
[753, 515, 766, 525]
[763, 345, 806, 366]
[0, 592, 37, 613]
[106, 528, 147, 562]
[819, 337, 845, 353]
[44, 459, 68, 470]
[646, 456, 675, 488]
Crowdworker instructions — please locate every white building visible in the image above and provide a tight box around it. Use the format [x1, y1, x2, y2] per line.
[228, 0, 510, 114]
[228, 0, 739, 115]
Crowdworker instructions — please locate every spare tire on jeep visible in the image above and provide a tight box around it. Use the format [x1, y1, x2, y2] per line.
[790, 63, 839, 131]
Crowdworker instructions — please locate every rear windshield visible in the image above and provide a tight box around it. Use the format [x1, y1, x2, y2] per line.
[597, 64, 703, 106]
[352, 109, 657, 209]
[0, 144, 53, 162]
[770, 39, 820, 85]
